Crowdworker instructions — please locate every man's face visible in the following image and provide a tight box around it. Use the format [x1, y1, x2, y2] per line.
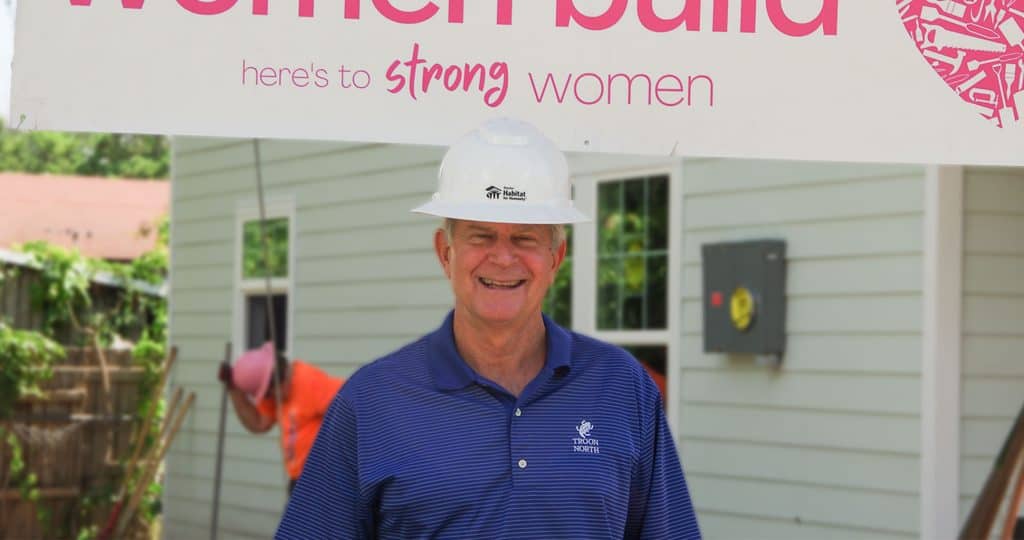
[435, 220, 566, 327]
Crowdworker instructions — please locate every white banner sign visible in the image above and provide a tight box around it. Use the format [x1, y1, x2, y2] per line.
[9, 0, 1024, 165]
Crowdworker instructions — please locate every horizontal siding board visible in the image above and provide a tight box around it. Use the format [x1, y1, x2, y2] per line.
[682, 296, 921, 334]
[161, 497, 282, 538]
[171, 267, 232, 290]
[175, 169, 260, 201]
[294, 336, 425, 367]
[680, 371, 919, 415]
[173, 217, 234, 243]
[688, 474, 918, 534]
[961, 456, 1001, 498]
[174, 143, 256, 178]
[680, 334, 921, 374]
[174, 431, 281, 462]
[181, 409, 283, 438]
[963, 296, 1024, 335]
[697, 512, 916, 540]
[296, 251, 438, 284]
[166, 473, 285, 508]
[300, 195, 432, 232]
[682, 160, 922, 195]
[683, 255, 921, 298]
[172, 241, 235, 268]
[296, 307, 447, 338]
[295, 280, 451, 311]
[963, 337, 1024, 376]
[171, 289, 233, 314]
[964, 172, 1024, 213]
[259, 145, 440, 185]
[682, 215, 922, 263]
[679, 404, 919, 454]
[962, 417, 1017, 458]
[170, 313, 232, 338]
[299, 223, 435, 260]
[964, 214, 1024, 255]
[161, 518, 220, 540]
[681, 440, 918, 493]
[566, 152, 680, 177]
[257, 138, 369, 161]
[964, 255, 1024, 295]
[962, 378, 1024, 417]
[683, 176, 923, 230]
[174, 194, 244, 223]
[168, 448, 283, 483]
[295, 168, 435, 209]
[172, 136, 246, 155]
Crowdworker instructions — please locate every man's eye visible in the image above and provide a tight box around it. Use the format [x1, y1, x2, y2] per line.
[515, 236, 539, 245]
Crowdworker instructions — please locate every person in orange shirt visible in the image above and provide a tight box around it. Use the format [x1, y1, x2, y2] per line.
[217, 342, 344, 495]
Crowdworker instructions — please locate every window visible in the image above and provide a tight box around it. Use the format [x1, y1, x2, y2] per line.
[596, 176, 668, 330]
[235, 204, 293, 356]
[571, 171, 678, 410]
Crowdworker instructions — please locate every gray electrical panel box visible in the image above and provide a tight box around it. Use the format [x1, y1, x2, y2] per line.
[702, 240, 786, 356]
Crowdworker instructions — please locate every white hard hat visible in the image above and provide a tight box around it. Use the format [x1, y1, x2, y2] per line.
[411, 118, 590, 224]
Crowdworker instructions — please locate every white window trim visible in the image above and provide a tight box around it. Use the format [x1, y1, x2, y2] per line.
[572, 164, 683, 432]
[233, 196, 297, 357]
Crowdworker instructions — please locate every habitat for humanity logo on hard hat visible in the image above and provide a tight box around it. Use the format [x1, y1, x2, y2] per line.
[411, 118, 590, 225]
[485, 186, 527, 201]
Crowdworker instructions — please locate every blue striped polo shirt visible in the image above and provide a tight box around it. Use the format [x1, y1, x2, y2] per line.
[277, 311, 701, 539]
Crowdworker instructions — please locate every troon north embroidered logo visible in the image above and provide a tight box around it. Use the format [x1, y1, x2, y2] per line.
[573, 420, 599, 454]
[485, 185, 502, 200]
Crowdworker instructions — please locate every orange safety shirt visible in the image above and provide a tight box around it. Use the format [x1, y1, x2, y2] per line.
[257, 360, 344, 480]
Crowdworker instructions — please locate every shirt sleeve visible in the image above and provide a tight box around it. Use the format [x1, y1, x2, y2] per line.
[625, 381, 702, 539]
[320, 376, 345, 416]
[276, 392, 373, 539]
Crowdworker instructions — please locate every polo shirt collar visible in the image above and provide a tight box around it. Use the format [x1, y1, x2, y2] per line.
[428, 310, 573, 391]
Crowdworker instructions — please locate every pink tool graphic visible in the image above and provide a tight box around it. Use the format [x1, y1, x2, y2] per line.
[901, 0, 1024, 128]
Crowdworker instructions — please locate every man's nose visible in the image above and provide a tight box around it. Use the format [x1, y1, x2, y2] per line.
[488, 238, 518, 265]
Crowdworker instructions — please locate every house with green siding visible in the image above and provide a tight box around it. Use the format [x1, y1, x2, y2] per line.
[164, 135, 1024, 540]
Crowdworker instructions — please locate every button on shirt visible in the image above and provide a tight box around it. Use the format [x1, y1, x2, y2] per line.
[277, 312, 701, 539]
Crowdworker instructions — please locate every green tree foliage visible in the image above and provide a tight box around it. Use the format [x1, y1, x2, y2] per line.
[243, 218, 289, 279]
[0, 120, 169, 178]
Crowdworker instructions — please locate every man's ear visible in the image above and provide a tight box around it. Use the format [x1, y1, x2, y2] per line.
[434, 228, 452, 278]
[551, 238, 567, 274]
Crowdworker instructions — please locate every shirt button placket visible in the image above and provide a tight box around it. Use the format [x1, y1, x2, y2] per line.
[511, 406, 527, 480]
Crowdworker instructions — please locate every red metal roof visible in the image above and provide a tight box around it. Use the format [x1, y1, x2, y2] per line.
[0, 173, 169, 261]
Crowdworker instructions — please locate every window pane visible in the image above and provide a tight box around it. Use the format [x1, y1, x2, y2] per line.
[246, 293, 288, 352]
[646, 255, 668, 328]
[648, 176, 669, 250]
[543, 226, 573, 327]
[598, 182, 621, 255]
[597, 256, 621, 329]
[595, 175, 669, 330]
[243, 218, 289, 279]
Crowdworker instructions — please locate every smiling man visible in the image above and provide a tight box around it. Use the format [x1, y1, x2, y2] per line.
[276, 118, 701, 539]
